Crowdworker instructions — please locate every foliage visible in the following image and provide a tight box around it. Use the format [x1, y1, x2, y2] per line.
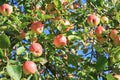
[0, 0, 120, 80]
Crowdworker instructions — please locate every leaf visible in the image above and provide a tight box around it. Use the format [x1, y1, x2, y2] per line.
[0, 34, 11, 49]
[16, 46, 26, 55]
[0, 48, 3, 59]
[33, 57, 48, 65]
[95, 55, 108, 72]
[106, 74, 116, 80]
[53, 0, 63, 10]
[6, 64, 22, 80]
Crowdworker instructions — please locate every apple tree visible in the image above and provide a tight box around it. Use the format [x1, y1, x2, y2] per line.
[0, 0, 120, 80]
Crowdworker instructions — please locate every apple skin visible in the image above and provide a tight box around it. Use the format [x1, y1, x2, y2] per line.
[96, 36, 105, 43]
[60, 0, 68, 6]
[29, 43, 43, 56]
[95, 25, 105, 37]
[112, 74, 120, 80]
[110, 29, 117, 40]
[23, 61, 37, 75]
[0, 4, 13, 16]
[87, 14, 100, 27]
[101, 16, 109, 23]
[114, 36, 120, 46]
[31, 21, 44, 34]
[54, 34, 68, 48]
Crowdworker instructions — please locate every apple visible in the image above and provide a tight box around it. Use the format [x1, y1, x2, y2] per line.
[29, 43, 43, 56]
[23, 61, 37, 74]
[31, 21, 44, 34]
[101, 16, 109, 23]
[112, 74, 120, 80]
[54, 34, 68, 48]
[87, 14, 100, 27]
[16, 30, 26, 40]
[60, 0, 68, 6]
[110, 29, 117, 40]
[73, 3, 80, 9]
[67, 73, 73, 78]
[0, 4, 13, 16]
[95, 25, 105, 37]
[63, 55, 68, 60]
[96, 36, 105, 43]
[114, 36, 120, 46]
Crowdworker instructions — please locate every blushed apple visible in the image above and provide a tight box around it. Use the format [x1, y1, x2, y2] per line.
[54, 34, 68, 48]
[95, 25, 105, 37]
[29, 42, 43, 56]
[101, 16, 109, 23]
[31, 21, 44, 34]
[87, 14, 100, 27]
[23, 61, 37, 74]
[110, 29, 117, 40]
[0, 4, 13, 16]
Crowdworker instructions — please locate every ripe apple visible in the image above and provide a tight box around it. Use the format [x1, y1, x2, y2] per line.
[31, 21, 44, 34]
[0, 4, 13, 16]
[29, 43, 43, 56]
[95, 25, 105, 37]
[23, 61, 37, 74]
[110, 29, 117, 40]
[112, 74, 120, 80]
[101, 16, 109, 23]
[114, 36, 120, 46]
[87, 14, 100, 27]
[16, 30, 26, 40]
[54, 34, 68, 48]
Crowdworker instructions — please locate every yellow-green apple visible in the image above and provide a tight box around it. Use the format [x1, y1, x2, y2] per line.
[101, 16, 109, 23]
[31, 21, 44, 34]
[95, 25, 105, 37]
[29, 43, 43, 56]
[110, 29, 117, 40]
[54, 34, 68, 48]
[16, 30, 26, 40]
[114, 36, 120, 46]
[23, 61, 37, 74]
[87, 14, 100, 27]
[0, 4, 13, 16]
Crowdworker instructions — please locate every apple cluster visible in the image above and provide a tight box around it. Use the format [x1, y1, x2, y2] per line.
[87, 14, 119, 46]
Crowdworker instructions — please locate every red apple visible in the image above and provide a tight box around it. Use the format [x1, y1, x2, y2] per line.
[114, 36, 120, 46]
[110, 29, 117, 40]
[95, 25, 105, 37]
[23, 61, 37, 74]
[54, 34, 68, 48]
[31, 21, 44, 34]
[29, 43, 43, 56]
[87, 14, 100, 27]
[0, 4, 13, 16]
[101, 16, 109, 23]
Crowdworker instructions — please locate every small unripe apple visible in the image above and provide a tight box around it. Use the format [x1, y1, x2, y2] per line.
[110, 29, 117, 40]
[31, 21, 44, 34]
[95, 25, 105, 37]
[29, 43, 43, 56]
[101, 16, 109, 23]
[54, 34, 68, 48]
[23, 61, 37, 74]
[87, 14, 100, 27]
[0, 4, 13, 16]
[114, 36, 120, 46]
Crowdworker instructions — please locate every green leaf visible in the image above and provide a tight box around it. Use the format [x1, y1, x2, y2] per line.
[33, 57, 48, 65]
[0, 34, 11, 49]
[53, 0, 63, 10]
[106, 74, 116, 80]
[6, 64, 22, 80]
[95, 55, 108, 72]
[0, 48, 4, 59]
[16, 46, 26, 55]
